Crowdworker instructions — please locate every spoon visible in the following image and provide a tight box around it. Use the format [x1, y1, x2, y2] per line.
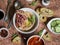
[26, 0, 33, 2]
[36, 29, 46, 43]
[4, 0, 11, 22]
[14, 0, 22, 10]
[6, 0, 22, 29]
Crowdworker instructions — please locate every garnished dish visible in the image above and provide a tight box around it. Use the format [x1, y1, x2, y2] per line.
[36, 8, 54, 17]
[47, 18, 60, 34]
[35, 7, 48, 22]
[40, 8, 54, 17]
[35, 7, 54, 22]
[13, 8, 39, 34]
[27, 35, 44, 45]
[15, 10, 35, 31]
[11, 33, 21, 45]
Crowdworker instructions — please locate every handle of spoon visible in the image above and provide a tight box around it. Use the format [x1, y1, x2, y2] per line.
[26, 0, 33, 1]
[7, 19, 13, 29]
[39, 29, 46, 41]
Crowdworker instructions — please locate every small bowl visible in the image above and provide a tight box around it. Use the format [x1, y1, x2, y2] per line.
[0, 9, 5, 20]
[27, 35, 45, 45]
[47, 18, 60, 34]
[42, 0, 50, 6]
[0, 28, 9, 39]
[13, 8, 39, 34]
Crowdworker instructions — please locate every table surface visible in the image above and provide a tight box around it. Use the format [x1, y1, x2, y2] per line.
[0, 0, 60, 45]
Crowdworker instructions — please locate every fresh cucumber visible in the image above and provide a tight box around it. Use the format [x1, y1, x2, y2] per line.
[58, 24, 60, 27]
[51, 27, 55, 30]
[51, 20, 56, 27]
[51, 20, 60, 33]
[55, 26, 60, 33]
[56, 20, 60, 24]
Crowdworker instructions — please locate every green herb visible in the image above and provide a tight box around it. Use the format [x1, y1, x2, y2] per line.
[12, 33, 18, 40]
[30, 1, 37, 6]
[56, 20, 60, 24]
[39, 30, 43, 36]
[55, 26, 60, 33]
[31, 15, 35, 22]
[51, 20, 56, 27]
[28, 15, 35, 23]
[28, 18, 32, 23]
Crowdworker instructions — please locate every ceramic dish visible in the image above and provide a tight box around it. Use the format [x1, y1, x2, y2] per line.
[47, 18, 60, 34]
[13, 8, 39, 34]
[0, 28, 9, 39]
[27, 35, 45, 45]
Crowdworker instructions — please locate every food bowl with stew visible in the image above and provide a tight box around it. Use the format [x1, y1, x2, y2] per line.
[13, 8, 39, 34]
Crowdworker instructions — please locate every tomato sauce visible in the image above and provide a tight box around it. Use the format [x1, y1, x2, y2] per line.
[28, 37, 44, 45]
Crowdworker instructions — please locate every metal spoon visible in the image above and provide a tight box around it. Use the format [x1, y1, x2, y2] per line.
[14, 0, 22, 10]
[6, 0, 22, 29]
[4, 0, 11, 22]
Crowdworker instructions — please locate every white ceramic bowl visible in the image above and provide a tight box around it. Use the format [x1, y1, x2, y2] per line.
[13, 8, 39, 34]
[27, 35, 45, 45]
[0, 28, 9, 39]
[42, 0, 50, 6]
[47, 18, 60, 34]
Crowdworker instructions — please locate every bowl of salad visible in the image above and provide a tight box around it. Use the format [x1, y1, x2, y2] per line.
[13, 8, 39, 34]
[47, 18, 60, 34]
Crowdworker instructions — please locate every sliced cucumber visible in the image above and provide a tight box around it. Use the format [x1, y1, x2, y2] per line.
[51, 20, 56, 27]
[58, 24, 60, 27]
[51, 20, 60, 33]
[55, 26, 60, 33]
[51, 27, 55, 30]
[56, 20, 60, 24]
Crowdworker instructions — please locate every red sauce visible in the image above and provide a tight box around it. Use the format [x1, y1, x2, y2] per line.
[28, 37, 44, 45]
